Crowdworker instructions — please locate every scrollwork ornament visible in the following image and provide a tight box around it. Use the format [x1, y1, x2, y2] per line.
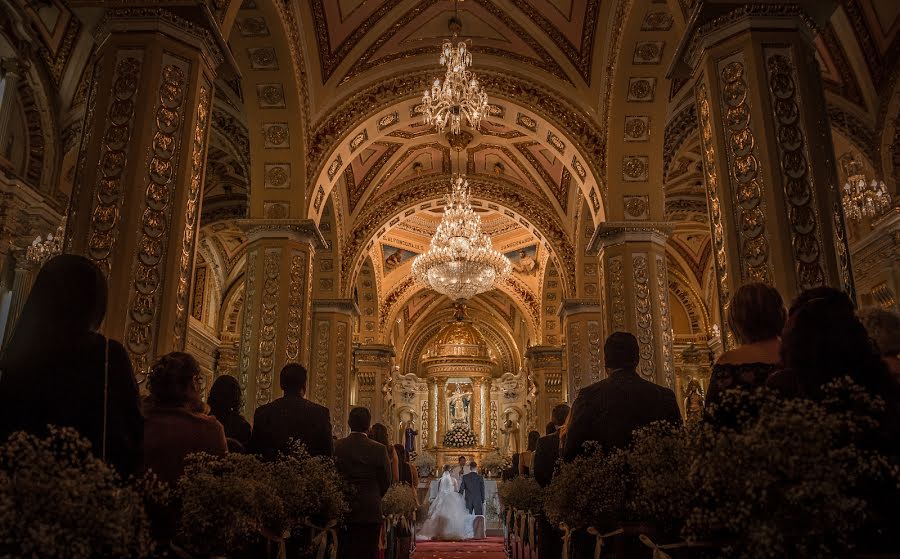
[655, 255, 674, 388]
[314, 321, 330, 406]
[587, 321, 602, 383]
[285, 252, 307, 362]
[88, 55, 142, 274]
[125, 62, 186, 382]
[568, 322, 583, 392]
[335, 322, 348, 436]
[174, 84, 210, 346]
[239, 251, 258, 410]
[718, 58, 771, 283]
[633, 254, 655, 380]
[765, 50, 825, 289]
[256, 249, 280, 406]
[695, 81, 732, 344]
[609, 256, 626, 331]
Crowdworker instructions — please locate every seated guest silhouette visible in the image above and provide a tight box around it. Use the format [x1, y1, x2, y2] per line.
[534, 403, 570, 488]
[248, 363, 333, 459]
[564, 332, 682, 461]
[0, 255, 143, 477]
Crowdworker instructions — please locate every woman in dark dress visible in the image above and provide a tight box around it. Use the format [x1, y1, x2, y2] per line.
[705, 283, 785, 412]
[0, 255, 143, 477]
[518, 430, 540, 477]
[207, 374, 251, 450]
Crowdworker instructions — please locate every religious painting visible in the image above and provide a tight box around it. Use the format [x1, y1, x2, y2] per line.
[505, 244, 539, 276]
[382, 244, 417, 271]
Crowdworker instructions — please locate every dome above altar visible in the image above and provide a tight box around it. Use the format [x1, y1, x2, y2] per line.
[424, 321, 494, 361]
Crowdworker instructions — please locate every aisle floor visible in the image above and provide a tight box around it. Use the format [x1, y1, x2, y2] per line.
[411, 536, 506, 559]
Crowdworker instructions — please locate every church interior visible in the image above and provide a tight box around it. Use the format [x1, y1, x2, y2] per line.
[0, 0, 898, 555]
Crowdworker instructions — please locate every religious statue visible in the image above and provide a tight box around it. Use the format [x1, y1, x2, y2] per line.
[404, 419, 418, 453]
[499, 410, 521, 454]
[683, 377, 705, 425]
[448, 386, 469, 425]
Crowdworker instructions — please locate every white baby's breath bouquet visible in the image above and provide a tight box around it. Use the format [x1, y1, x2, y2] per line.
[0, 427, 159, 559]
[382, 483, 418, 519]
[481, 450, 510, 475]
[498, 476, 543, 514]
[414, 449, 436, 474]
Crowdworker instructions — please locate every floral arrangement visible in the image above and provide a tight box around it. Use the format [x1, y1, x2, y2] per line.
[382, 483, 418, 519]
[414, 450, 436, 474]
[177, 452, 285, 556]
[625, 422, 694, 539]
[544, 443, 629, 531]
[481, 451, 511, 475]
[272, 443, 349, 528]
[683, 382, 899, 558]
[442, 424, 477, 448]
[498, 476, 543, 515]
[0, 427, 161, 559]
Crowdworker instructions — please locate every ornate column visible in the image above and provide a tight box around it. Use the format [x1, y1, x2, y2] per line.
[670, 1, 851, 342]
[557, 299, 604, 398]
[1, 257, 35, 347]
[525, 345, 565, 429]
[426, 377, 437, 448]
[66, 7, 233, 383]
[237, 221, 322, 416]
[471, 377, 484, 446]
[436, 378, 447, 443]
[353, 344, 395, 423]
[589, 224, 675, 388]
[309, 299, 359, 436]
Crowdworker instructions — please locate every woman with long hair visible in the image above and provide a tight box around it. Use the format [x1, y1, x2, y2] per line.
[0, 255, 143, 476]
[369, 422, 400, 482]
[207, 374, 251, 450]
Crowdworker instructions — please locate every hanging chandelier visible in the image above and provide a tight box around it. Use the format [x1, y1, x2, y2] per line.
[842, 176, 891, 223]
[840, 155, 892, 223]
[26, 217, 66, 266]
[422, 12, 489, 135]
[412, 176, 511, 302]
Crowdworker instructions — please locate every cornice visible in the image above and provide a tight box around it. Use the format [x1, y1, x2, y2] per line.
[556, 298, 604, 321]
[313, 298, 361, 317]
[93, 5, 238, 75]
[353, 343, 397, 358]
[239, 219, 327, 249]
[588, 222, 673, 254]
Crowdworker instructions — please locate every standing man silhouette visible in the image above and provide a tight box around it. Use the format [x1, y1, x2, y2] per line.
[458, 461, 485, 514]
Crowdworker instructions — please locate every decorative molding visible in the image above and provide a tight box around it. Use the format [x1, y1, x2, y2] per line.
[125, 61, 187, 382]
[256, 248, 280, 405]
[632, 254, 654, 380]
[313, 320, 330, 406]
[588, 222, 672, 253]
[765, 49, 826, 289]
[240, 218, 327, 248]
[284, 251, 307, 363]
[656, 254, 674, 388]
[239, 250, 258, 411]
[718, 58, 771, 283]
[609, 256, 626, 332]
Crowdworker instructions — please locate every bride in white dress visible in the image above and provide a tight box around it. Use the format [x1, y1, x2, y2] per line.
[418, 467, 471, 541]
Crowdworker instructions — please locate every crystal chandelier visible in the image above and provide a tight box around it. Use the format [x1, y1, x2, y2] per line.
[422, 13, 489, 135]
[26, 217, 66, 266]
[842, 175, 891, 223]
[412, 176, 511, 302]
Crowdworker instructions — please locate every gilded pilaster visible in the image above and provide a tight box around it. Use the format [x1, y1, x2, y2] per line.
[590, 223, 675, 388]
[436, 379, 447, 443]
[525, 345, 564, 430]
[557, 300, 604, 398]
[66, 7, 230, 383]
[426, 377, 437, 448]
[310, 299, 360, 437]
[237, 220, 322, 415]
[671, 1, 850, 340]
[471, 377, 483, 446]
[353, 344, 395, 423]
[2, 258, 36, 347]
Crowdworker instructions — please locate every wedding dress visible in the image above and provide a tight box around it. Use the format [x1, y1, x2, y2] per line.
[417, 472, 471, 541]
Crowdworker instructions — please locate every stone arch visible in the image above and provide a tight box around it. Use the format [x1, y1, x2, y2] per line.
[306, 72, 608, 226]
[341, 175, 577, 300]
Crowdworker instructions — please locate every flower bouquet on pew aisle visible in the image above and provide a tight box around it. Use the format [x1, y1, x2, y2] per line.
[0, 427, 166, 559]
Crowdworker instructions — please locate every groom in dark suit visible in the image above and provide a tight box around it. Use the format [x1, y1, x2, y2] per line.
[458, 461, 485, 514]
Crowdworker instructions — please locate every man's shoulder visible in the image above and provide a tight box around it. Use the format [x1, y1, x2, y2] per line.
[575, 378, 615, 399]
[537, 432, 559, 448]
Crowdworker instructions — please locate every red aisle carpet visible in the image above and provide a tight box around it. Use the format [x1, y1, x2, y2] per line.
[412, 536, 506, 559]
